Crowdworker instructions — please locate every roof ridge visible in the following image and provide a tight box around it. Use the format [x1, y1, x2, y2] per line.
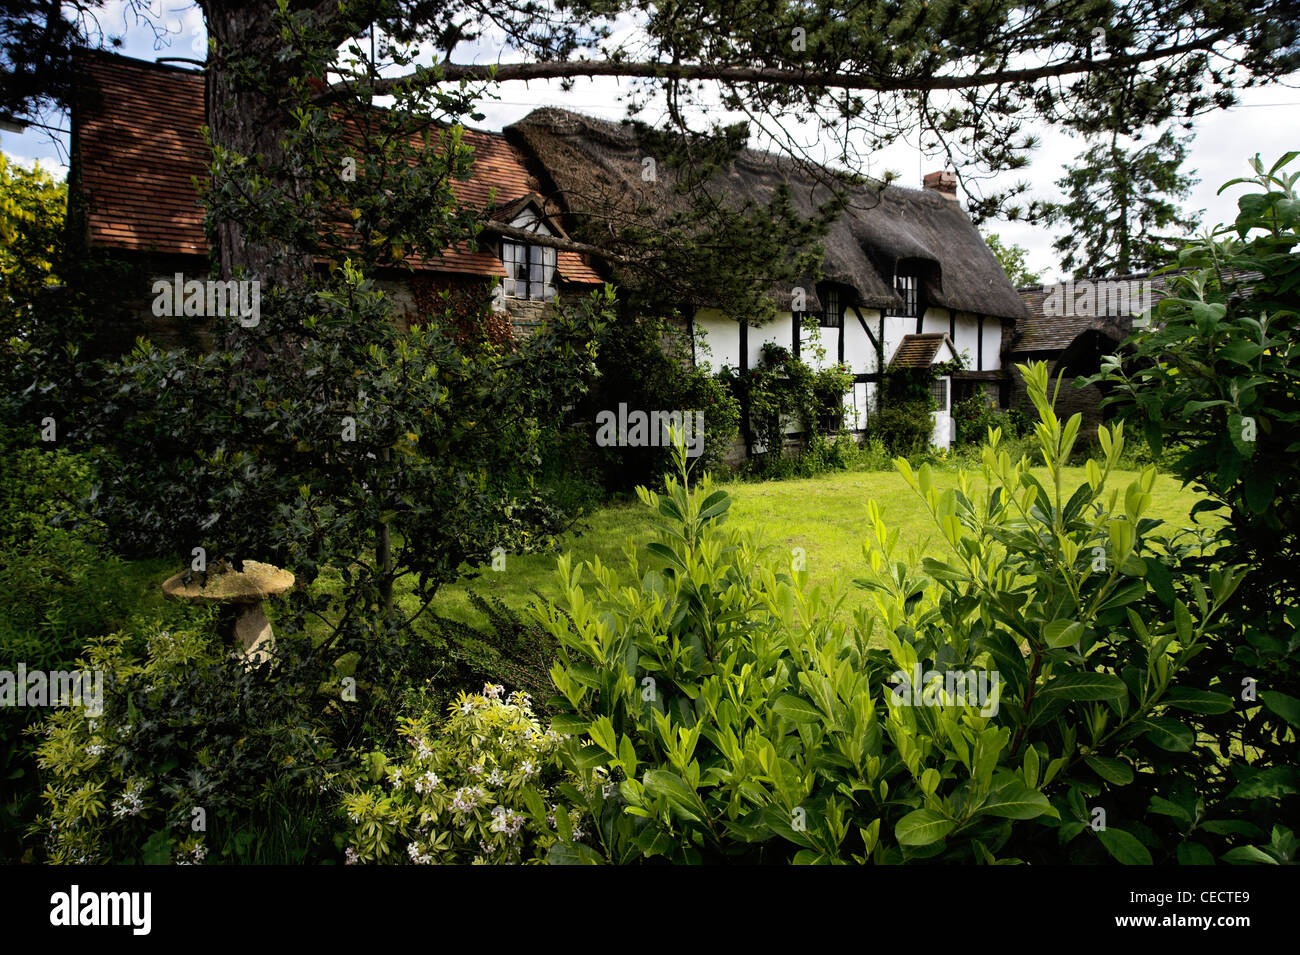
[76, 47, 205, 77]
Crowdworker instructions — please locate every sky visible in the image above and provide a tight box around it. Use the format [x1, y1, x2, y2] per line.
[3, 1, 1297, 284]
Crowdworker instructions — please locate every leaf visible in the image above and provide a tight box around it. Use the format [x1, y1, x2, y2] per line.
[1140, 717, 1195, 752]
[1260, 691, 1300, 728]
[697, 489, 731, 520]
[546, 841, 604, 865]
[1227, 766, 1299, 801]
[1096, 827, 1152, 865]
[643, 770, 707, 823]
[772, 694, 823, 724]
[1043, 619, 1084, 649]
[1163, 687, 1234, 714]
[141, 829, 174, 866]
[1148, 796, 1193, 825]
[548, 714, 589, 736]
[645, 542, 685, 570]
[979, 776, 1055, 820]
[1221, 846, 1278, 865]
[1084, 755, 1134, 786]
[1038, 672, 1128, 702]
[895, 808, 955, 846]
[1176, 841, 1215, 866]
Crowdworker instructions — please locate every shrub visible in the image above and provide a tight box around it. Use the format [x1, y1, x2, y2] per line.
[0, 433, 152, 861]
[1093, 151, 1300, 857]
[527, 362, 1253, 864]
[723, 342, 852, 467]
[338, 685, 582, 864]
[953, 393, 1030, 447]
[31, 624, 341, 865]
[866, 401, 933, 456]
[579, 315, 740, 491]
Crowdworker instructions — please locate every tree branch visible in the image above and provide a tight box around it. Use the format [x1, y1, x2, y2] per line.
[319, 32, 1234, 103]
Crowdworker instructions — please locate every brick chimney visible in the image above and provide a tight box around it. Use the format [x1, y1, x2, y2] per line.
[923, 170, 958, 200]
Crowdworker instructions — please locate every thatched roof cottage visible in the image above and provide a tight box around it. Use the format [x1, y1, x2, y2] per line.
[68, 51, 1028, 452]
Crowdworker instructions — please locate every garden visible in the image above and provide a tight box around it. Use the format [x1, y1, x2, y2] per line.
[2, 61, 1298, 863]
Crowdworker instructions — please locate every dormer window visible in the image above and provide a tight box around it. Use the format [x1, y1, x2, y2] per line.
[892, 273, 919, 318]
[819, 286, 841, 328]
[500, 208, 558, 301]
[502, 241, 556, 301]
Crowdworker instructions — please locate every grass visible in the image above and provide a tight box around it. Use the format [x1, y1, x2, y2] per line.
[427, 462, 1216, 626]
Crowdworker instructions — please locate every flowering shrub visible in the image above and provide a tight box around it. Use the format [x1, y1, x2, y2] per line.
[339, 685, 585, 864]
[31, 625, 338, 865]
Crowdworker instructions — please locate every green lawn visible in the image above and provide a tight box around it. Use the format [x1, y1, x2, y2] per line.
[427, 464, 1214, 627]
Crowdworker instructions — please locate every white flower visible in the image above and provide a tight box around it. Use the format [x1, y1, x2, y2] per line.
[390, 768, 404, 789]
[519, 760, 536, 780]
[469, 762, 484, 776]
[483, 683, 504, 700]
[411, 737, 433, 760]
[345, 847, 359, 865]
[407, 842, 433, 865]
[414, 771, 441, 795]
[487, 769, 505, 787]
[450, 787, 481, 813]
[86, 742, 105, 757]
[458, 700, 475, 715]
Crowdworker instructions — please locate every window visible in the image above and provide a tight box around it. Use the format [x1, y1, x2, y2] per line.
[930, 377, 948, 412]
[820, 287, 841, 328]
[893, 273, 918, 318]
[502, 240, 557, 301]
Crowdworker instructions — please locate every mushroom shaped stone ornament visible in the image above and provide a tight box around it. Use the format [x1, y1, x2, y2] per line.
[162, 560, 294, 664]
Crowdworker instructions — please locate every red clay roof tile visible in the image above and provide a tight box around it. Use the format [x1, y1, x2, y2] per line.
[73, 51, 603, 284]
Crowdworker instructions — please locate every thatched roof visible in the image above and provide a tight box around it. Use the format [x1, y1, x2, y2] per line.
[505, 108, 1028, 322]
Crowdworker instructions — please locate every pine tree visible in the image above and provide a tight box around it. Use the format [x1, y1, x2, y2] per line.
[1050, 128, 1202, 278]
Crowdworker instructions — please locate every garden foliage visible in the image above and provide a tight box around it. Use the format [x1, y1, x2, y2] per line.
[1093, 151, 1300, 861]
[527, 367, 1262, 864]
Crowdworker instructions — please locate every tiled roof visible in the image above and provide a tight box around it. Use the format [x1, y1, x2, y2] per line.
[73, 53, 209, 256]
[890, 333, 955, 368]
[1012, 267, 1262, 353]
[71, 51, 602, 284]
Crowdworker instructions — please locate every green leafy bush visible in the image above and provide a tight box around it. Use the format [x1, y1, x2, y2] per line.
[0, 434, 152, 861]
[1093, 151, 1300, 858]
[723, 342, 852, 467]
[527, 362, 1254, 864]
[866, 401, 933, 457]
[578, 315, 740, 490]
[31, 625, 340, 865]
[953, 393, 1030, 447]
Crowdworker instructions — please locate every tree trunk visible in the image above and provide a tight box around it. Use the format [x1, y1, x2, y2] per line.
[200, 0, 317, 288]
